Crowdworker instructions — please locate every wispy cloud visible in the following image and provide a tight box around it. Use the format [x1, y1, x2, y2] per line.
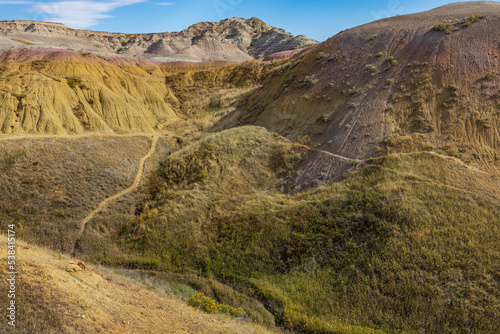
[0, 0, 147, 29]
[156, 2, 173, 5]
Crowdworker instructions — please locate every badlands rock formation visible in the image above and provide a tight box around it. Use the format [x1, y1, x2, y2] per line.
[0, 18, 317, 62]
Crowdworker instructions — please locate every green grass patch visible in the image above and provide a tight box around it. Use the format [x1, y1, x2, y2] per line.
[66, 76, 83, 89]
[104, 125, 500, 333]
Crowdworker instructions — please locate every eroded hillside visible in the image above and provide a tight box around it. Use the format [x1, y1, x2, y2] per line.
[0, 48, 277, 135]
[0, 18, 317, 62]
[1, 2, 500, 334]
[226, 1, 500, 186]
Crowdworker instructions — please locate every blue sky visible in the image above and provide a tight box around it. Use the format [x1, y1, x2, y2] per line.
[0, 1, 495, 41]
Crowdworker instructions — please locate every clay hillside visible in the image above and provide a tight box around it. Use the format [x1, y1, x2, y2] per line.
[226, 0, 500, 187]
[0, 17, 317, 62]
[1, 2, 500, 334]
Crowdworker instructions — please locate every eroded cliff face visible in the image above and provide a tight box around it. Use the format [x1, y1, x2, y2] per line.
[0, 18, 317, 62]
[0, 49, 179, 134]
[0, 48, 279, 136]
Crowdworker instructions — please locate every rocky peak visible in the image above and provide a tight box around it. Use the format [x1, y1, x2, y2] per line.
[0, 18, 318, 62]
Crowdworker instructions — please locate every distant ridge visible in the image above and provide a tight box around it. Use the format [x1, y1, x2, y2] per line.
[0, 18, 318, 62]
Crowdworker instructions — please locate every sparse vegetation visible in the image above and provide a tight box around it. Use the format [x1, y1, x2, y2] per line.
[2, 7, 500, 334]
[11, 38, 34, 45]
[298, 74, 318, 87]
[31, 59, 48, 70]
[464, 14, 486, 26]
[385, 56, 397, 65]
[111, 136, 500, 333]
[481, 72, 496, 81]
[316, 51, 327, 60]
[188, 292, 245, 318]
[66, 76, 83, 88]
[364, 35, 376, 42]
[433, 21, 453, 34]
[79, 51, 91, 57]
[434, 15, 486, 34]
[365, 64, 377, 72]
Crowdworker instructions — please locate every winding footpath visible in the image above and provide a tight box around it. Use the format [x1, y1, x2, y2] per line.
[72, 135, 159, 256]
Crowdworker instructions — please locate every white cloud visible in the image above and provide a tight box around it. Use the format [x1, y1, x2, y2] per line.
[6, 0, 147, 29]
[156, 2, 173, 5]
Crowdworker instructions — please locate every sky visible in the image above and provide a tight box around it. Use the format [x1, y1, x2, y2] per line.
[0, 0, 496, 41]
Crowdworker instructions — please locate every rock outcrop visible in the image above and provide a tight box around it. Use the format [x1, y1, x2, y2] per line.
[0, 18, 318, 62]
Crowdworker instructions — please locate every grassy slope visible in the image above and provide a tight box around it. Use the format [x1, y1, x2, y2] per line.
[100, 126, 500, 333]
[0, 235, 274, 334]
[0, 136, 154, 253]
[1, 4, 500, 333]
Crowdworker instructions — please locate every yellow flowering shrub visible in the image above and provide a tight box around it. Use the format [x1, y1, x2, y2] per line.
[188, 292, 245, 318]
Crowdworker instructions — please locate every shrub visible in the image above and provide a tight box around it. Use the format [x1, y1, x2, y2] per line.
[219, 304, 245, 318]
[316, 52, 327, 60]
[376, 52, 384, 57]
[480, 72, 496, 81]
[464, 14, 486, 27]
[188, 292, 245, 318]
[364, 36, 376, 42]
[298, 75, 318, 87]
[11, 38, 34, 45]
[385, 56, 398, 65]
[158, 143, 214, 188]
[66, 76, 82, 88]
[31, 59, 48, 70]
[209, 95, 223, 109]
[433, 21, 453, 34]
[188, 292, 220, 314]
[365, 64, 377, 72]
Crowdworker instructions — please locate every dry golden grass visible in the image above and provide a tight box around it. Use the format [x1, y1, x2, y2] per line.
[0, 235, 275, 334]
[0, 136, 153, 253]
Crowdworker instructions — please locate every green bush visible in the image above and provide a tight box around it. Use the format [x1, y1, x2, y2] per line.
[433, 21, 453, 34]
[385, 56, 397, 65]
[66, 76, 82, 88]
[188, 292, 245, 318]
[298, 75, 318, 87]
[365, 64, 377, 72]
[316, 52, 327, 60]
[480, 72, 496, 81]
[464, 14, 486, 26]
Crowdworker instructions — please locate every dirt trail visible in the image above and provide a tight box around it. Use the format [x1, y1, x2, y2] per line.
[316, 149, 367, 162]
[72, 135, 159, 256]
[317, 149, 492, 175]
